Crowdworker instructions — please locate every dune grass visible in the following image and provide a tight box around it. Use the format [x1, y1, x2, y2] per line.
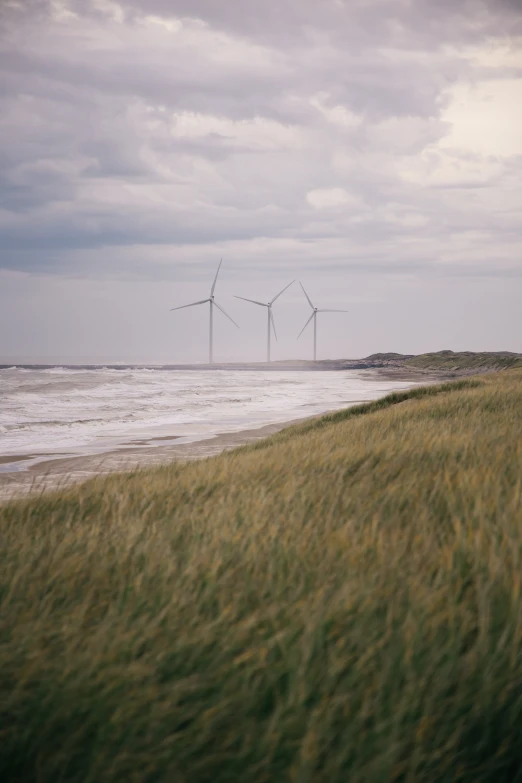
[403, 350, 522, 372]
[1, 370, 522, 782]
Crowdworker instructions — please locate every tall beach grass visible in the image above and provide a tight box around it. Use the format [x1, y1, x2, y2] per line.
[1, 370, 522, 782]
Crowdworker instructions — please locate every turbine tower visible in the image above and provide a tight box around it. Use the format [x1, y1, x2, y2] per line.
[297, 282, 349, 361]
[234, 280, 295, 363]
[170, 259, 239, 364]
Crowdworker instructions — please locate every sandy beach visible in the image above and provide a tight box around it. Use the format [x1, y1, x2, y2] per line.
[0, 417, 309, 503]
[0, 366, 445, 504]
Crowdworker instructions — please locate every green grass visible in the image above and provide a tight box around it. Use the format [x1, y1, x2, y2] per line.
[362, 350, 522, 372]
[2, 370, 522, 782]
[404, 350, 522, 371]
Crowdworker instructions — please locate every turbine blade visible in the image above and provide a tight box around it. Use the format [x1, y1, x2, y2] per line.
[270, 279, 295, 305]
[234, 295, 267, 307]
[297, 312, 314, 339]
[300, 281, 315, 310]
[214, 300, 240, 328]
[210, 258, 223, 296]
[318, 309, 349, 313]
[170, 299, 209, 311]
[270, 308, 278, 341]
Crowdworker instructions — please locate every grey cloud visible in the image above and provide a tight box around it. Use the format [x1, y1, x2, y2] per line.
[0, 25, 462, 125]
[120, 0, 520, 46]
[0, 0, 521, 285]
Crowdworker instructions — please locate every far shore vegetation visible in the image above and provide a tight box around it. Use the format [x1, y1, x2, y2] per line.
[400, 350, 522, 372]
[346, 349, 522, 373]
[2, 368, 522, 781]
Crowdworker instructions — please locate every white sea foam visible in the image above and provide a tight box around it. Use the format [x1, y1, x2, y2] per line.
[0, 367, 416, 461]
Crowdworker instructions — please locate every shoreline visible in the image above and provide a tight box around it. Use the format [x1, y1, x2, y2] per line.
[3, 363, 521, 780]
[0, 368, 447, 503]
[0, 417, 316, 503]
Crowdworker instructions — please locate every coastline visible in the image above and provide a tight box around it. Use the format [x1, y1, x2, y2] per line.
[3, 370, 520, 780]
[0, 417, 314, 503]
[0, 368, 447, 503]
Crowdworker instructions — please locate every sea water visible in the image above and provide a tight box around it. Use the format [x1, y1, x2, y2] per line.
[0, 367, 415, 466]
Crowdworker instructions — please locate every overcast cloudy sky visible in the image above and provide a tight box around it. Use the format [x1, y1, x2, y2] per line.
[0, 0, 521, 362]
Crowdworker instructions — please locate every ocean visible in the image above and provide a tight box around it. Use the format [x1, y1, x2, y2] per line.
[0, 366, 415, 471]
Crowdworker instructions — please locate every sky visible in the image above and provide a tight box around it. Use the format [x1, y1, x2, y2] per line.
[0, 0, 521, 363]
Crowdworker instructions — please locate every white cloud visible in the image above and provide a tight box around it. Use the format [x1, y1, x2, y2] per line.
[446, 42, 522, 70]
[368, 116, 448, 155]
[439, 80, 522, 158]
[398, 148, 504, 188]
[142, 15, 182, 33]
[170, 112, 302, 151]
[309, 93, 362, 128]
[50, 0, 78, 22]
[91, 0, 125, 24]
[306, 188, 361, 209]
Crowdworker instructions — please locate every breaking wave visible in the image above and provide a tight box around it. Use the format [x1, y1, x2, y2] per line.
[0, 366, 414, 459]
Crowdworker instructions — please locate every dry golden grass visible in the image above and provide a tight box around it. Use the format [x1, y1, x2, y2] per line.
[1, 371, 522, 782]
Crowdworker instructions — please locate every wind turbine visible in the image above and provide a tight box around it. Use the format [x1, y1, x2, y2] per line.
[234, 280, 295, 363]
[297, 282, 349, 361]
[170, 259, 239, 364]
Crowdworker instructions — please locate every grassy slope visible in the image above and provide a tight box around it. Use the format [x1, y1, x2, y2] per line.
[362, 351, 522, 373]
[404, 351, 522, 372]
[2, 371, 522, 782]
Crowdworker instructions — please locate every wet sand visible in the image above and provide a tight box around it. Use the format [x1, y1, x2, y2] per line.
[0, 418, 309, 503]
[0, 455, 40, 465]
[0, 368, 446, 504]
